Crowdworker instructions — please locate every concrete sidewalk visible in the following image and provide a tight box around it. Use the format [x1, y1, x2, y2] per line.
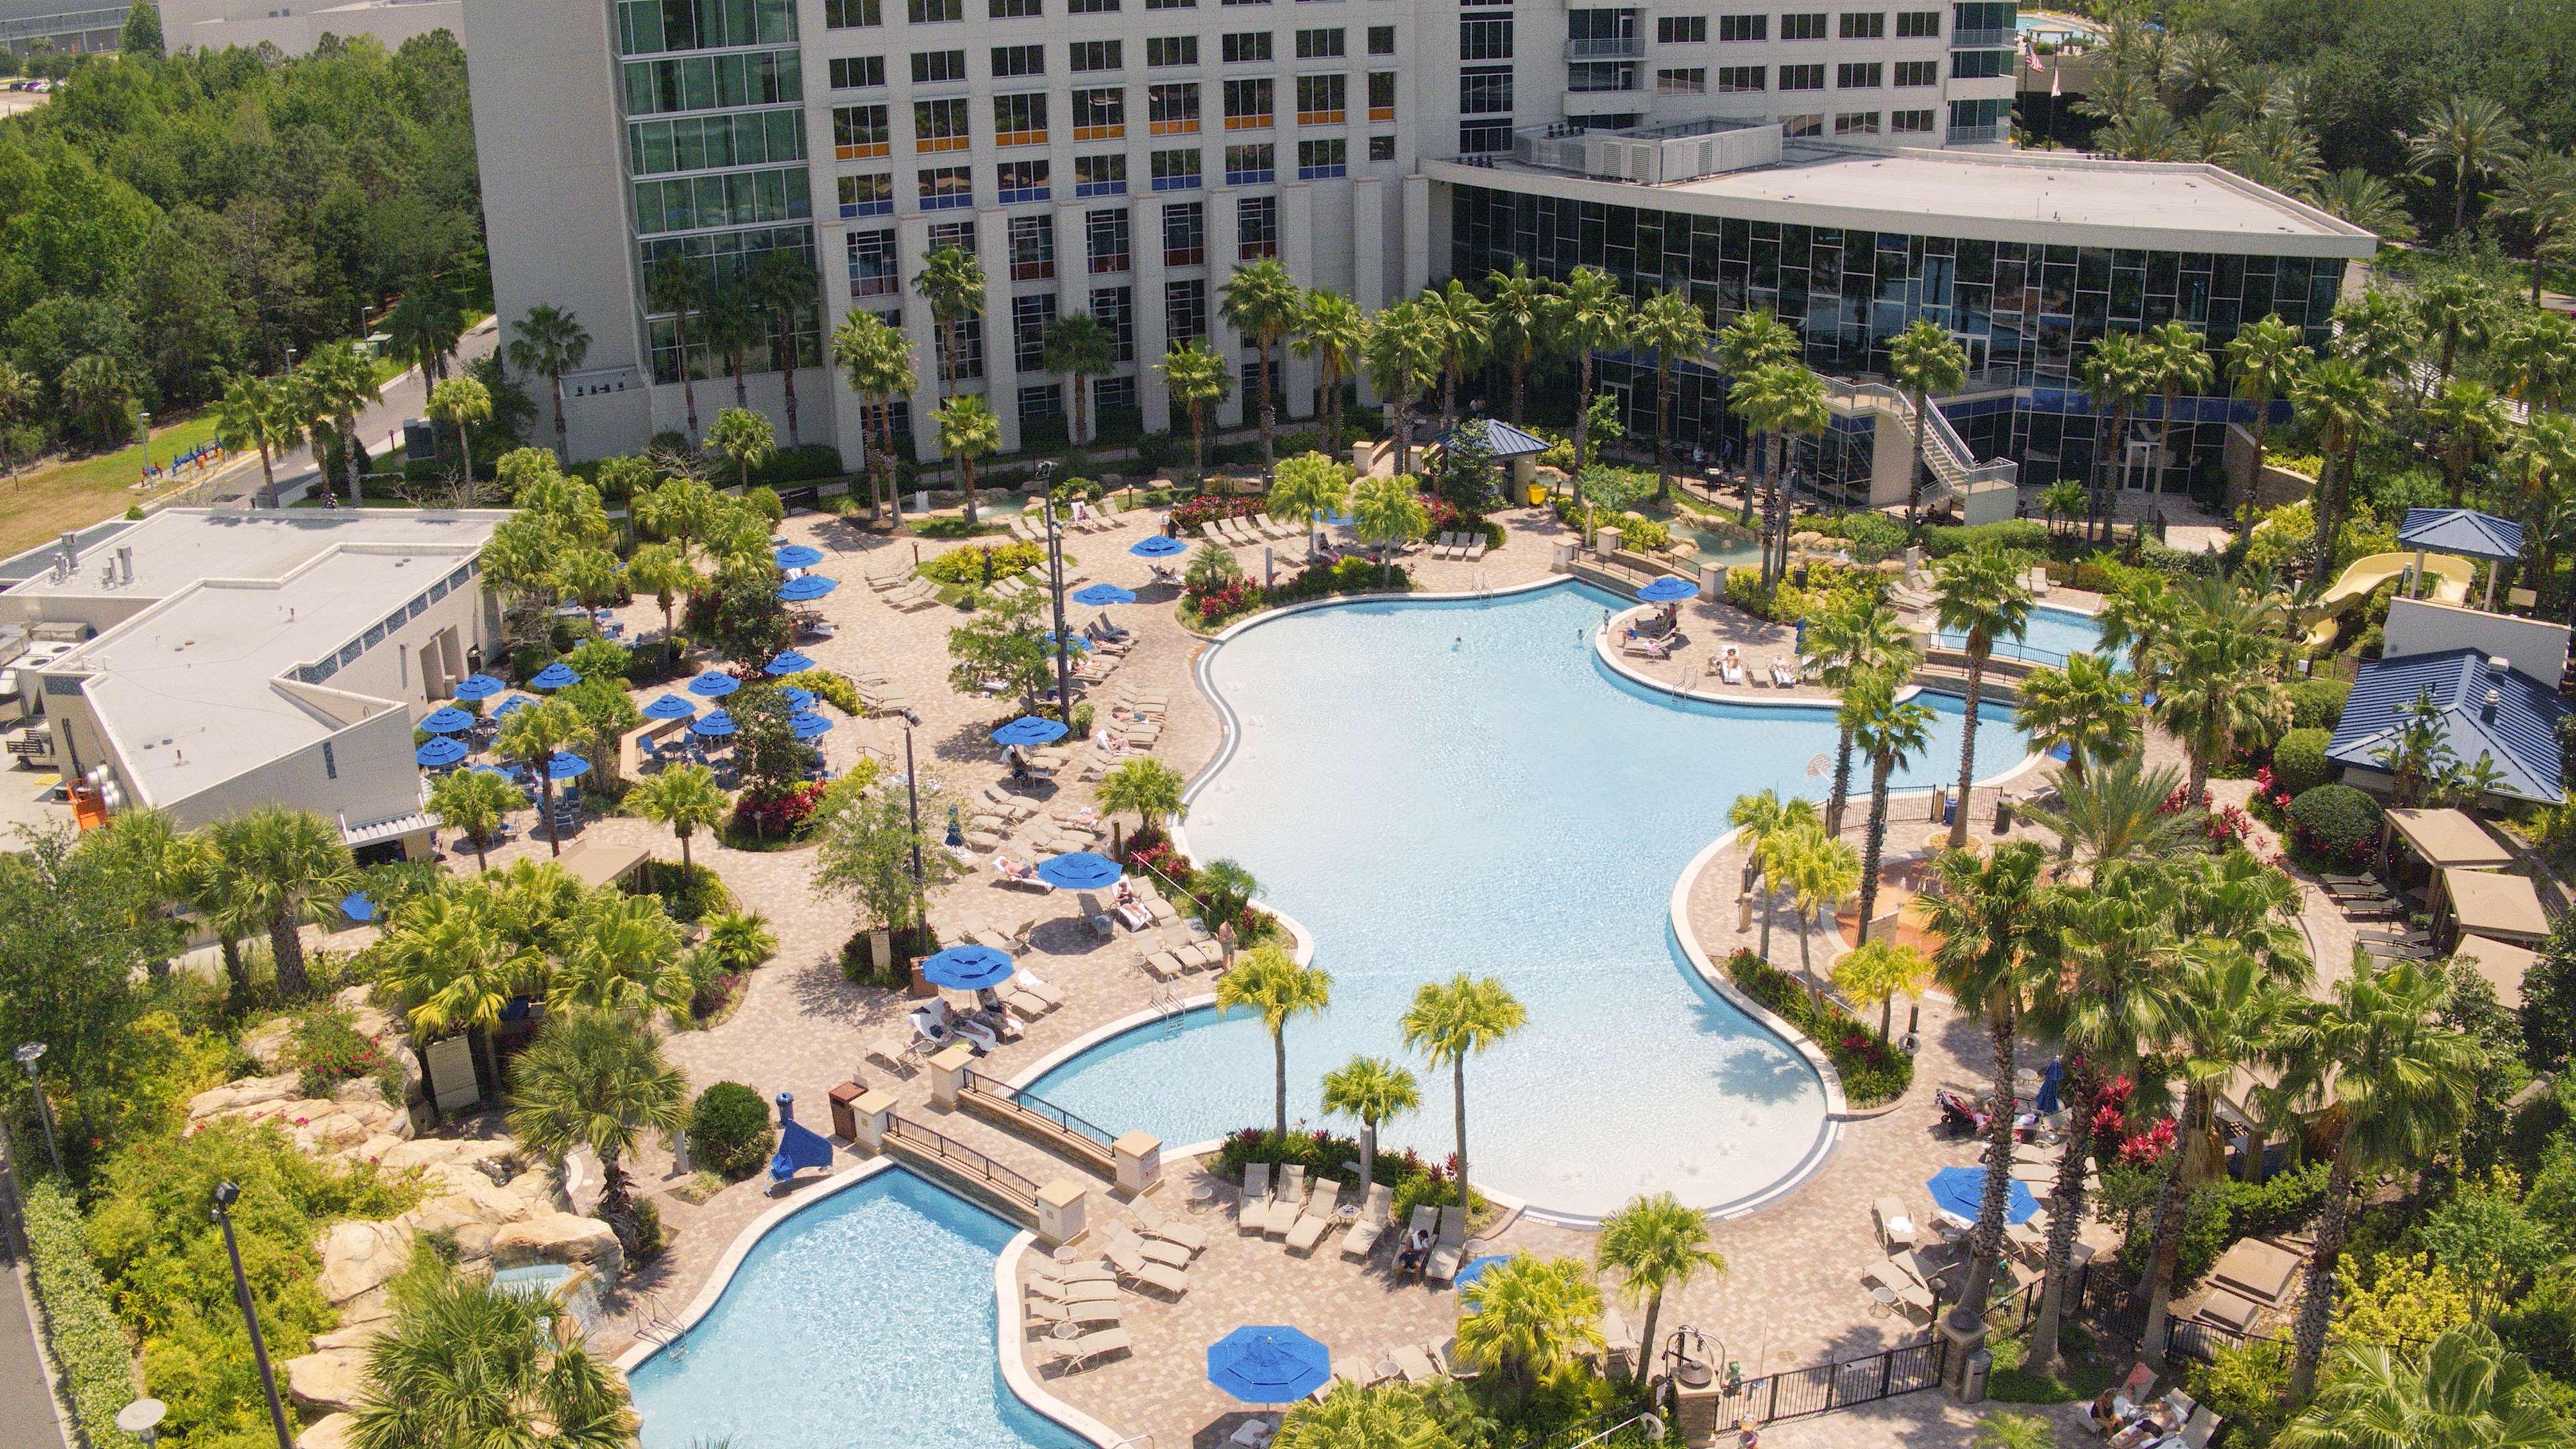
[0, 1129, 76, 1449]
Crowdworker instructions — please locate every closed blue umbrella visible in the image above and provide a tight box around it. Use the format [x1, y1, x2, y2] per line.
[1638, 575, 1700, 603]
[773, 543, 824, 570]
[691, 711, 739, 738]
[1926, 1167, 2038, 1226]
[1130, 534, 1187, 558]
[641, 694, 697, 720]
[790, 710, 835, 739]
[419, 706, 476, 735]
[1206, 1328, 1330, 1405]
[546, 752, 592, 782]
[688, 671, 741, 698]
[451, 674, 506, 702]
[765, 650, 816, 676]
[1036, 851, 1122, 891]
[2035, 1058, 2063, 1116]
[1071, 583, 1137, 606]
[778, 574, 839, 602]
[780, 686, 816, 711]
[339, 892, 378, 924]
[991, 715, 1070, 747]
[415, 737, 469, 767]
[921, 945, 1016, 990]
[530, 661, 580, 690]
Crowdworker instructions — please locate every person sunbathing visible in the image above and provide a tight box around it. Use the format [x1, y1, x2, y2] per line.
[995, 855, 1042, 885]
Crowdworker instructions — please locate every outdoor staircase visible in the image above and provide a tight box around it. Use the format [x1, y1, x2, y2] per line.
[1821, 378, 2019, 507]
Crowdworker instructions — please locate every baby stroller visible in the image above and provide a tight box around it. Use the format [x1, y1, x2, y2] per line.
[1936, 1088, 1986, 1138]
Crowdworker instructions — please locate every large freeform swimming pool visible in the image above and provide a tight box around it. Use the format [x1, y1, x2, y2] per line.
[627, 1167, 1085, 1449]
[1029, 582, 2030, 1220]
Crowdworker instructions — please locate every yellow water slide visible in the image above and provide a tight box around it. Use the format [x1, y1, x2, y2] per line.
[2304, 551, 2475, 650]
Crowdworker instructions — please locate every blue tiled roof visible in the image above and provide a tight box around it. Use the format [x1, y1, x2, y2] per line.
[2326, 648, 2569, 802]
[2399, 508, 2524, 561]
[1440, 418, 1550, 458]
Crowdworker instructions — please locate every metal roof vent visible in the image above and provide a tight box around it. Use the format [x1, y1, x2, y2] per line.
[2490, 655, 2510, 674]
[2483, 686, 2502, 719]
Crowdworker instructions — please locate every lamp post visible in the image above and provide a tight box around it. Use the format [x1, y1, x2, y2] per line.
[135, 407, 152, 482]
[900, 709, 926, 951]
[1042, 484, 1075, 727]
[13, 1042, 59, 1177]
[212, 1182, 296, 1449]
[115, 1399, 166, 1446]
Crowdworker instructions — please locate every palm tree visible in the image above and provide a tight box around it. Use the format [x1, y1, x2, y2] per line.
[1364, 299, 1442, 476]
[1420, 278, 1493, 433]
[627, 763, 728, 873]
[2224, 314, 2308, 536]
[170, 830, 260, 998]
[1933, 545, 2035, 849]
[1159, 340, 1232, 478]
[2496, 150, 2576, 306]
[1267, 451, 1354, 557]
[706, 406, 776, 492]
[2271, 958, 2480, 1399]
[700, 282, 765, 410]
[217, 806, 357, 1000]
[1772, 821, 1860, 1000]
[1888, 320, 1968, 529]
[386, 278, 464, 388]
[1215, 945, 1332, 1136]
[0, 360, 34, 477]
[425, 376, 492, 482]
[1453, 1254, 1606, 1401]
[2294, 358, 2389, 566]
[1400, 973, 1526, 1203]
[2141, 320, 2212, 501]
[934, 394, 1002, 524]
[426, 767, 527, 871]
[1320, 1055, 1419, 1188]
[1349, 472, 1430, 561]
[644, 262, 708, 439]
[1039, 313, 1116, 448]
[1595, 1193, 1725, 1371]
[1097, 755, 1188, 849]
[625, 543, 695, 673]
[1808, 596, 1917, 834]
[2332, 288, 2426, 385]
[1632, 290, 1712, 504]
[2278, 1326, 2562, 1449]
[552, 896, 693, 1025]
[214, 372, 303, 499]
[1714, 308, 1801, 526]
[1727, 790, 1819, 961]
[2039, 479, 2088, 541]
[2023, 758, 2198, 871]
[1922, 839, 2048, 1312]
[2424, 378, 2510, 506]
[2306, 168, 2418, 243]
[833, 309, 915, 523]
[507, 1009, 691, 1254]
[506, 305, 592, 462]
[1847, 673, 1937, 945]
[1735, 362, 1830, 587]
[1277, 1381, 1453, 1449]
[374, 890, 540, 1099]
[2415, 274, 2493, 386]
[2149, 576, 2290, 806]
[1551, 267, 1634, 480]
[2077, 332, 2158, 541]
[916, 245, 987, 400]
[1485, 263, 1554, 426]
[2014, 652, 2142, 786]
[2502, 415, 2576, 605]
[301, 341, 384, 504]
[1295, 290, 1371, 450]
[1221, 259, 1307, 464]
[497, 696, 584, 859]
[346, 1266, 637, 1449]
[1833, 939, 1931, 1042]
[2405, 95, 2527, 235]
[749, 249, 817, 445]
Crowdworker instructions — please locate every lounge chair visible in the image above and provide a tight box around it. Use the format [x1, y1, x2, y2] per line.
[1340, 1182, 1393, 1259]
[1102, 1240, 1190, 1297]
[2178, 1407, 2221, 1449]
[1239, 1163, 1272, 1234]
[1423, 1206, 1468, 1283]
[1110, 1224, 1192, 1269]
[991, 854, 1056, 892]
[2004, 1219, 2047, 1265]
[1862, 1264, 1935, 1322]
[1721, 654, 1747, 685]
[1131, 1197, 1210, 1255]
[1874, 1196, 1918, 1251]
[1462, 533, 1488, 561]
[1771, 659, 1799, 687]
[1621, 636, 1672, 660]
[1024, 1299, 1124, 1334]
[1286, 1180, 1343, 1254]
[1026, 1276, 1121, 1304]
[1389, 1345, 1440, 1383]
[1263, 1165, 1309, 1237]
[1002, 970, 1063, 1017]
[1047, 1328, 1133, 1372]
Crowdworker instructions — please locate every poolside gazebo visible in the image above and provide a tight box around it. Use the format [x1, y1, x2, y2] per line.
[2398, 508, 2523, 611]
[1436, 419, 1551, 501]
[2440, 867, 2549, 949]
[2453, 933, 2540, 1008]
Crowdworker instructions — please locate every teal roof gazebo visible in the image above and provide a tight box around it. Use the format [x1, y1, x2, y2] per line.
[2400, 507, 2524, 611]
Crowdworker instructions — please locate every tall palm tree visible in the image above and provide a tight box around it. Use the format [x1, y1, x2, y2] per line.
[625, 543, 695, 673]
[425, 767, 527, 871]
[2424, 378, 2511, 506]
[2495, 150, 2576, 307]
[213, 371, 303, 500]
[644, 262, 708, 439]
[1215, 945, 1333, 1136]
[385, 278, 465, 388]
[1485, 263, 1555, 426]
[374, 890, 539, 1097]
[1549, 266, 1634, 479]
[172, 830, 262, 999]
[2014, 652, 2142, 786]
[1833, 939, 1931, 1042]
[497, 696, 584, 859]
[2023, 758, 2198, 870]
[2306, 168, 2418, 243]
[1221, 259, 1307, 464]
[934, 394, 1002, 523]
[2141, 320, 2212, 500]
[1776, 822, 1861, 998]
[832, 309, 916, 523]
[1421, 279, 1493, 433]
[1320, 1055, 1419, 1188]
[2405, 95, 2527, 235]
[627, 763, 727, 874]
[916, 245, 987, 400]
[1847, 672, 1937, 945]
[706, 406, 775, 492]
[217, 806, 356, 1000]
[1888, 320, 1968, 529]
[1933, 545, 2035, 848]
[1727, 790, 1819, 961]
[1400, 973, 1527, 1203]
[1097, 755, 1189, 846]
[1364, 299, 1441, 476]
[2224, 315, 2308, 536]
[2501, 415, 2576, 606]
[2277, 1326, 2563, 1449]
[301, 341, 384, 504]
[1809, 597, 1917, 834]
[2415, 274, 2493, 387]
[2332, 288, 2425, 386]
[1295, 290, 1371, 450]
[749, 248, 818, 445]
[507, 1009, 691, 1254]
[2150, 576, 2290, 806]
[506, 305, 593, 462]
[425, 376, 492, 483]
[1267, 451, 1354, 558]
[1715, 309, 1801, 527]
[347, 1266, 637, 1449]
[1454, 1254, 1606, 1401]
[1349, 472, 1430, 561]
[1922, 840, 2048, 1312]
[2077, 332, 2159, 541]
[700, 283, 767, 411]
[2294, 358, 2390, 567]
[2271, 958, 2480, 1399]
[551, 895, 693, 1025]
[1632, 290, 1712, 504]
[1596, 1192, 1726, 1370]
[1039, 313, 1116, 448]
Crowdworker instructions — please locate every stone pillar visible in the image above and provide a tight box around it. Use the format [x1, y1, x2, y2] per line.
[1399, 173, 1432, 299]
[1671, 1379, 1724, 1448]
[1035, 1177, 1089, 1247]
[852, 1089, 896, 1152]
[927, 1044, 976, 1108]
[1113, 1131, 1163, 1197]
[1939, 1309, 1990, 1403]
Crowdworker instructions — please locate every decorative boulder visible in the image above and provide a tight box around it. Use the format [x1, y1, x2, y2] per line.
[299, 1413, 359, 1449]
[492, 1212, 624, 1284]
[185, 1074, 303, 1122]
[282, 1349, 370, 1415]
[315, 1220, 414, 1305]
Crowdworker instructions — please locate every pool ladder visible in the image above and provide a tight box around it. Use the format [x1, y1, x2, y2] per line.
[633, 1289, 688, 1356]
[1148, 985, 1185, 1036]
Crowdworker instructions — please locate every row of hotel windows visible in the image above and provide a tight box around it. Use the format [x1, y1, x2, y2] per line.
[843, 197, 1284, 303]
[832, 0, 1391, 23]
[837, 135, 1380, 217]
[826, 77, 1392, 157]
[1560, 56, 1995, 92]
[828, 26, 1396, 85]
[1455, 108, 1925, 150]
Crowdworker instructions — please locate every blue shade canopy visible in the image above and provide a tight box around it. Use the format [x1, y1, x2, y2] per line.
[1130, 534, 1188, 558]
[419, 706, 476, 734]
[1438, 418, 1550, 459]
[1453, 1254, 1513, 1303]
[491, 695, 534, 717]
[530, 661, 580, 690]
[546, 751, 592, 782]
[2398, 506, 2524, 561]
[1206, 1328, 1330, 1405]
[790, 710, 835, 739]
[778, 574, 839, 601]
[921, 944, 1017, 990]
[471, 764, 515, 779]
[688, 671, 741, 698]
[339, 892, 378, 923]
[1071, 583, 1137, 606]
[415, 737, 469, 767]
[1638, 575, 1701, 602]
[1927, 1167, 2038, 1225]
[773, 543, 824, 569]
[641, 694, 697, 720]
[765, 650, 816, 676]
[780, 686, 816, 710]
[991, 715, 1070, 747]
[1045, 631, 1092, 653]
[451, 673, 506, 702]
[1036, 850, 1122, 891]
[690, 711, 739, 737]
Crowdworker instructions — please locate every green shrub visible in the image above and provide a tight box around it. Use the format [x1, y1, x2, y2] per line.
[1835, 513, 1908, 564]
[2184, 1338, 2296, 1448]
[2289, 677, 2352, 730]
[1918, 519, 2047, 557]
[288, 1004, 389, 1099]
[1615, 515, 1672, 552]
[775, 667, 865, 716]
[2288, 783, 2383, 863]
[21, 1178, 134, 1449]
[690, 1081, 775, 1179]
[920, 539, 1045, 586]
[1723, 950, 1915, 1108]
[2271, 728, 2335, 796]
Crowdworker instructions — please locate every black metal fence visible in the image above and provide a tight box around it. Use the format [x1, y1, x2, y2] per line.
[963, 1069, 1120, 1150]
[885, 1113, 1042, 1203]
[1733, 1338, 1949, 1426]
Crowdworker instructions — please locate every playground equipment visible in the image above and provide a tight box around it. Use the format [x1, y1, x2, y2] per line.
[2304, 551, 2473, 651]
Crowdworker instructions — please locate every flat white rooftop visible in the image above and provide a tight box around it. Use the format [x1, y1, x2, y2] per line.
[3, 508, 508, 606]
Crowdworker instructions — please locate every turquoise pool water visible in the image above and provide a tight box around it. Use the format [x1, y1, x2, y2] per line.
[1029, 582, 2029, 1220]
[627, 1168, 1083, 1449]
[1936, 604, 2104, 667]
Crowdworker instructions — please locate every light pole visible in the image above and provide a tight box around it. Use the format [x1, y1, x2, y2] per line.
[1040, 473, 1075, 728]
[900, 710, 926, 951]
[213, 1182, 296, 1449]
[13, 1042, 58, 1177]
[135, 407, 152, 482]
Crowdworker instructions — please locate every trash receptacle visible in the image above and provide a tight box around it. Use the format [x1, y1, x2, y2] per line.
[1959, 1348, 1992, 1405]
[828, 1081, 863, 1140]
[1994, 796, 2015, 833]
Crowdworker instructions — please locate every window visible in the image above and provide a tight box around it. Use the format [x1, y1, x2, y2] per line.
[1075, 152, 1128, 195]
[1087, 209, 1131, 271]
[994, 92, 1049, 145]
[1367, 133, 1395, 161]
[1224, 77, 1275, 127]
[1890, 107, 1934, 132]
[911, 48, 967, 83]
[1149, 82, 1201, 133]
[1295, 26, 1344, 57]
[1146, 36, 1198, 66]
[1780, 112, 1822, 136]
[833, 103, 890, 158]
[1019, 382, 1064, 421]
[1460, 119, 1511, 154]
[992, 44, 1044, 77]
[1778, 62, 1823, 89]
[1716, 64, 1764, 91]
[1366, 70, 1394, 120]
[1894, 59, 1937, 85]
[930, 220, 977, 252]
[829, 56, 885, 88]
[997, 158, 1051, 203]
[1071, 39, 1122, 70]
[1008, 215, 1057, 278]
[1459, 66, 1512, 113]
[907, 0, 962, 21]
[1238, 195, 1279, 259]
[1150, 147, 1203, 191]
[1656, 67, 1705, 93]
[1295, 73, 1345, 124]
[631, 167, 814, 233]
[918, 164, 973, 209]
[1093, 286, 1135, 358]
[1566, 61, 1637, 91]
[1780, 11, 1826, 38]
[1146, 0, 1196, 7]
[1834, 109, 1880, 133]
[1163, 201, 1205, 265]
[1656, 15, 1706, 42]
[825, 0, 881, 26]
[915, 97, 971, 150]
[1839, 10, 1884, 36]
[1095, 374, 1136, 412]
[946, 317, 987, 379]
[1368, 24, 1394, 53]
[838, 172, 894, 218]
[1069, 0, 1117, 9]
[1014, 294, 1057, 368]
[1224, 141, 1276, 184]
[620, 0, 798, 50]
[1223, 30, 1273, 62]
[993, 0, 1040, 13]
[1072, 87, 1126, 139]
[847, 229, 899, 297]
[1951, 47, 2008, 77]
[1295, 136, 1346, 178]
[621, 109, 804, 176]
[1460, 16, 1511, 58]
[1895, 8, 1939, 35]
[1836, 61, 1881, 87]
[1165, 278, 1207, 344]
[1717, 12, 1764, 40]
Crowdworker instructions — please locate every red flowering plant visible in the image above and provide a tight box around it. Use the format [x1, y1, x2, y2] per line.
[2204, 802, 2258, 845]
[2117, 1116, 2177, 1167]
[730, 780, 827, 839]
[2088, 1073, 2136, 1144]
[1170, 494, 1271, 531]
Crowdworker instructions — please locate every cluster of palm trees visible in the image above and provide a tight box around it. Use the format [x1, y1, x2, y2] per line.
[211, 339, 386, 503]
[96, 804, 364, 1002]
[639, 250, 825, 447]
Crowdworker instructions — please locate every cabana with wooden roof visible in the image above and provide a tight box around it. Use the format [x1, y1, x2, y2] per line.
[2452, 934, 2540, 1008]
[2442, 868, 2550, 947]
[2384, 807, 2516, 871]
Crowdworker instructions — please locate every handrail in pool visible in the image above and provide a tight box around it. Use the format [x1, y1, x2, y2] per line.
[885, 1112, 1044, 1206]
[963, 1068, 1122, 1152]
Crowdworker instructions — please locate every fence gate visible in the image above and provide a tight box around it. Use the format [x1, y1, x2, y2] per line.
[1739, 1338, 1947, 1426]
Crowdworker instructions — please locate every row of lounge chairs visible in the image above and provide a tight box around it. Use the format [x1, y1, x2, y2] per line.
[1199, 514, 1307, 548]
[1428, 532, 1489, 561]
[2320, 873, 2434, 963]
[1007, 498, 1128, 542]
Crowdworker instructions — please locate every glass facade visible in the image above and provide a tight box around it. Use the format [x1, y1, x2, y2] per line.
[1449, 183, 2345, 490]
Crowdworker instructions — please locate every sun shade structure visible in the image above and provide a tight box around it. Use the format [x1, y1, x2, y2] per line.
[529, 661, 580, 690]
[1637, 576, 1700, 602]
[922, 944, 1017, 990]
[2384, 809, 2516, 870]
[641, 694, 697, 720]
[780, 686, 816, 710]
[1036, 850, 1122, 891]
[491, 695, 534, 717]
[1927, 1166, 2037, 1225]
[2443, 867, 2549, 945]
[339, 892, 378, 923]
[1206, 1328, 1331, 1405]
[1045, 631, 1092, 653]
[555, 838, 649, 890]
[765, 650, 816, 675]
[1453, 1255, 1512, 1301]
[419, 706, 476, 734]
[991, 716, 1069, 747]
[687, 670, 742, 698]
[767, 1092, 835, 1186]
[690, 711, 739, 738]
[773, 543, 824, 570]
[1130, 534, 1188, 558]
[546, 751, 591, 781]
[415, 737, 468, 767]
[1072, 584, 1137, 606]
[777, 574, 838, 602]
[789, 710, 834, 739]
[2453, 933, 2540, 1008]
[2400, 508, 2525, 610]
[451, 673, 506, 702]
[1438, 418, 1550, 459]
[2326, 657, 2572, 803]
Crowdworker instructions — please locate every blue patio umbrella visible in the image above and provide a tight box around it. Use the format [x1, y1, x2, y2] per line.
[1130, 534, 1187, 558]
[1206, 1328, 1331, 1405]
[530, 661, 580, 690]
[472, 764, 515, 779]
[991, 715, 1070, 747]
[546, 751, 592, 782]
[451, 673, 506, 702]
[415, 737, 469, 767]
[790, 710, 835, 739]
[1452, 1255, 1513, 1303]
[778, 574, 839, 602]
[920, 945, 1016, 991]
[691, 711, 739, 738]
[419, 706, 476, 735]
[641, 694, 698, 720]
[339, 892, 378, 924]
[1926, 1167, 2039, 1226]
[780, 686, 816, 710]
[1036, 850, 1122, 891]
[765, 649, 816, 676]
[688, 670, 741, 698]
[773, 543, 824, 570]
[1638, 575, 1701, 603]
[1071, 583, 1137, 606]
[2035, 1058, 2064, 1116]
[1044, 631, 1092, 653]
[492, 694, 535, 717]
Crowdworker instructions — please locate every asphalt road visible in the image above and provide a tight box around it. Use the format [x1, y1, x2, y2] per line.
[210, 316, 504, 506]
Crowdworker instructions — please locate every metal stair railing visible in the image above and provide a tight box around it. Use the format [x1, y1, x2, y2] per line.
[1821, 378, 2018, 499]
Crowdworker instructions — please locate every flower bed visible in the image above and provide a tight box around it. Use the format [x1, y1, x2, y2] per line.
[1722, 949, 1915, 1108]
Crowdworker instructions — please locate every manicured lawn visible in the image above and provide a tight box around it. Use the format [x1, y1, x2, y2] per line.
[0, 412, 233, 559]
